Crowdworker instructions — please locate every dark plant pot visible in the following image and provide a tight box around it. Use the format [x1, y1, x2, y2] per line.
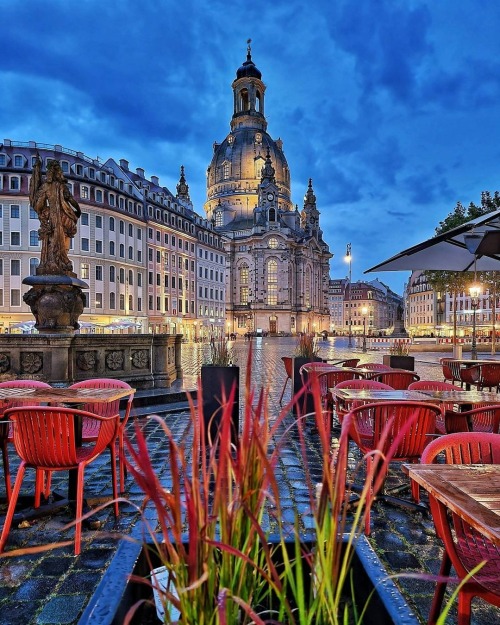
[292, 355, 322, 416]
[201, 365, 239, 444]
[383, 355, 415, 371]
[80, 534, 419, 625]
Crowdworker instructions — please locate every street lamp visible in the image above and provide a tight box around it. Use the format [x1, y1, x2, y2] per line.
[344, 243, 352, 347]
[469, 284, 481, 360]
[361, 306, 368, 353]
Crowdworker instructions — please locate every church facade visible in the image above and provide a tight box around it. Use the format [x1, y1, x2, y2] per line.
[205, 45, 332, 336]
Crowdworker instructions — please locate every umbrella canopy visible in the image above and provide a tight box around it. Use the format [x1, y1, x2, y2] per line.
[365, 209, 500, 273]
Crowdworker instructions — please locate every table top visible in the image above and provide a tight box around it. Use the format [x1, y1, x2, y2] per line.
[331, 388, 500, 404]
[0, 386, 134, 403]
[405, 464, 500, 545]
[446, 359, 500, 367]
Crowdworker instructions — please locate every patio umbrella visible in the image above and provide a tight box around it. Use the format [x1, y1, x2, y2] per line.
[365, 209, 500, 273]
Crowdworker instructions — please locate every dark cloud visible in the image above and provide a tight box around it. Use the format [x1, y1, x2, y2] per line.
[2, 0, 500, 294]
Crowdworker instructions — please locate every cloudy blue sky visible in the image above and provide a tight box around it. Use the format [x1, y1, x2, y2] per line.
[2, 0, 500, 294]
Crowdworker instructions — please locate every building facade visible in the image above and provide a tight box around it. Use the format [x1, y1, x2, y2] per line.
[328, 278, 404, 336]
[0, 140, 225, 338]
[204, 45, 332, 336]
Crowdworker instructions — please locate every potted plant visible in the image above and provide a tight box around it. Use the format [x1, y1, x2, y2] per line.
[291, 333, 322, 415]
[201, 334, 239, 444]
[383, 339, 415, 371]
[80, 351, 421, 625]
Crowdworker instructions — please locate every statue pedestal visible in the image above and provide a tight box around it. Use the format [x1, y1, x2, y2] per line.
[22, 275, 88, 335]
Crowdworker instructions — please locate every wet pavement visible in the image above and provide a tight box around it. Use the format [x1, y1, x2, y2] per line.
[0, 336, 499, 625]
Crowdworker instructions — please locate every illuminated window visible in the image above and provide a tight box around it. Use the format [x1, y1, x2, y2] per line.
[267, 259, 278, 305]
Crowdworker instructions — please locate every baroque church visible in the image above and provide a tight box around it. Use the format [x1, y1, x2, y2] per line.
[204, 44, 332, 336]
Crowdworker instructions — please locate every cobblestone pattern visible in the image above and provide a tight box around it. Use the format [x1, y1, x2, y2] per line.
[0, 337, 498, 624]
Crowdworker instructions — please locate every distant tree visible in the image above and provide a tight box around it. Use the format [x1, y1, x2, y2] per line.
[479, 271, 500, 354]
[425, 194, 499, 345]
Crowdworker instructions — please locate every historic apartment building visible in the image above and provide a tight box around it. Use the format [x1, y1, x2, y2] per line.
[328, 278, 404, 336]
[0, 140, 225, 339]
[204, 45, 332, 336]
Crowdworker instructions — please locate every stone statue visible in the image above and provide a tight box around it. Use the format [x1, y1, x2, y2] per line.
[29, 154, 81, 276]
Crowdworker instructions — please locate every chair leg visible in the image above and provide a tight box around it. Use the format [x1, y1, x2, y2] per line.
[279, 377, 290, 404]
[74, 465, 86, 556]
[118, 434, 127, 494]
[1, 441, 12, 503]
[427, 551, 451, 625]
[457, 589, 473, 625]
[110, 444, 119, 517]
[0, 463, 27, 553]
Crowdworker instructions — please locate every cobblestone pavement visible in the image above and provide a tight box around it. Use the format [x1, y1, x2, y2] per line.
[0, 337, 498, 625]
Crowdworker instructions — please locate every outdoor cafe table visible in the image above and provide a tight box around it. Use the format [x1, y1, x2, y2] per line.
[330, 388, 500, 405]
[405, 464, 500, 546]
[0, 385, 134, 522]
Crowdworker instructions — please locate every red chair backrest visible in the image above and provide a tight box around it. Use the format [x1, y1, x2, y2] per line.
[4, 406, 117, 468]
[478, 362, 500, 388]
[357, 362, 392, 371]
[334, 379, 393, 392]
[421, 432, 500, 464]
[69, 378, 133, 418]
[408, 380, 461, 392]
[370, 370, 420, 390]
[348, 401, 440, 461]
[0, 380, 52, 417]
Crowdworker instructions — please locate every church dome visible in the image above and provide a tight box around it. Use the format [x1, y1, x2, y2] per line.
[236, 55, 262, 79]
[205, 127, 292, 221]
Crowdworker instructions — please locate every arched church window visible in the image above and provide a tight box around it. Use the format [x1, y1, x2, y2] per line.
[215, 210, 223, 227]
[239, 88, 250, 112]
[254, 156, 265, 178]
[255, 90, 262, 112]
[268, 208, 276, 222]
[305, 267, 311, 308]
[267, 259, 278, 306]
[223, 162, 230, 179]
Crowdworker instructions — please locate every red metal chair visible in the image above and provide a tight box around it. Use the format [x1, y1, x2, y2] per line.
[346, 400, 440, 535]
[333, 378, 393, 426]
[439, 358, 462, 385]
[279, 356, 293, 404]
[315, 369, 361, 420]
[0, 406, 119, 555]
[356, 362, 392, 371]
[329, 358, 360, 367]
[420, 433, 500, 625]
[0, 380, 52, 503]
[477, 362, 500, 392]
[444, 404, 500, 434]
[408, 380, 462, 435]
[368, 370, 420, 389]
[458, 364, 481, 390]
[69, 379, 135, 493]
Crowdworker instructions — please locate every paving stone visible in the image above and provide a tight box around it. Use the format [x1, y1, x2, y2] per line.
[0, 340, 499, 624]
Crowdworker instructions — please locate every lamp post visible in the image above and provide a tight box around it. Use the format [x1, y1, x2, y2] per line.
[344, 243, 352, 347]
[361, 306, 368, 353]
[469, 284, 480, 360]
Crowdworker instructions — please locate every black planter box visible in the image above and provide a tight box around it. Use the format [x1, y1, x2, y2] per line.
[201, 365, 239, 444]
[382, 355, 415, 371]
[79, 534, 419, 625]
[291, 355, 322, 416]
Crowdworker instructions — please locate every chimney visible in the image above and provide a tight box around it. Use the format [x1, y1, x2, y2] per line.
[136, 167, 145, 178]
[151, 175, 159, 186]
[119, 159, 129, 171]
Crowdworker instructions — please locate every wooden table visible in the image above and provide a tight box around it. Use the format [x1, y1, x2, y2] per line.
[0, 386, 133, 405]
[405, 464, 500, 546]
[331, 388, 500, 405]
